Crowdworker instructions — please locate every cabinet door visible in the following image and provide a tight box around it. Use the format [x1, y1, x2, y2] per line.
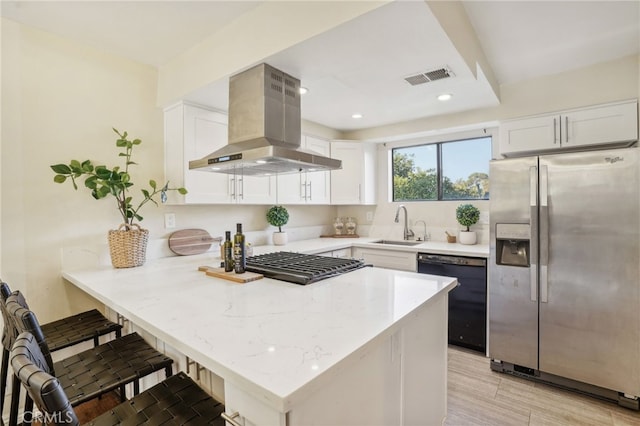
[276, 172, 305, 204]
[304, 136, 331, 204]
[499, 115, 559, 156]
[238, 173, 277, 204]
[352, 248, 416, 272]
[331, 143, 364, 204]
[562, 101, 638, 148]
[183, 106, 233, 203]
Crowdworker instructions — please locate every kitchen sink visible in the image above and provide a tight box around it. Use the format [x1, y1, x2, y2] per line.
[371, 240, 423, 247]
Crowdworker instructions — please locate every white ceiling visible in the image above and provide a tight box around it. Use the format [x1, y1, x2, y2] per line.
[2, 1, 638, 132]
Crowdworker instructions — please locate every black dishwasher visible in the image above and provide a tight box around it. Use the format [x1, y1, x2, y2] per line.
[417, 253, 487, 353]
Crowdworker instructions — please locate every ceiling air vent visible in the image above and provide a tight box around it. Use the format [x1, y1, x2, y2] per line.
[404, 67, 454, 86]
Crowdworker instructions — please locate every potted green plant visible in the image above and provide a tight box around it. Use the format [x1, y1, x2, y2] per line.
[456, 203, 480, 245]
[266, 205, 289, 246]
[50, 128, 187, 268]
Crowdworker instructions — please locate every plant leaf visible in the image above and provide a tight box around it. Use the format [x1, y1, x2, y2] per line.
[51, 164, 71, 174]
[132, 139, 141, 145]
[141, 189, 150, 199]
[149, 180, 156, 189]
[84, 176, 98, 189]
[178, 188, 188, 195]
[53, 175, 67, 183]
[116, 139, 127, 147]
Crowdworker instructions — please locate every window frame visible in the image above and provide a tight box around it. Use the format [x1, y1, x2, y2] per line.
[389, 131, 494, 202]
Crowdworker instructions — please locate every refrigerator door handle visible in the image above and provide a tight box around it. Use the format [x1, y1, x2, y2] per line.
[540, 165, 549, 303]
[530, 166, 538, 302]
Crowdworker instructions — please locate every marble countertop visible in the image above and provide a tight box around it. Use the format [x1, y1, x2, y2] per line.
[250, 237, 490, 258]
[62, 252, 456, 412]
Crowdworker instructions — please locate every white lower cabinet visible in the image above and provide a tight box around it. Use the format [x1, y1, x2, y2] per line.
[316, 247, 352, 258]
[352, 247, 417, 272]
[223, 297, 447, 426]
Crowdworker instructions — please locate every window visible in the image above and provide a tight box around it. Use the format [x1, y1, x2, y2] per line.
[392, 136, 491, 201]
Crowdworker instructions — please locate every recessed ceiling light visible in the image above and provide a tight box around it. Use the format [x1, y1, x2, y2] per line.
[210, 167, 220, 170]
[352, 113, 363, 119]
[299, 87, 308, 95]
[256, 160, 267, 164]
[437, 93, 452, 101]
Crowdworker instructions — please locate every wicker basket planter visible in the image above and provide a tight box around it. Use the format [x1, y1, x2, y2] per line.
[108, 223, 149, 268]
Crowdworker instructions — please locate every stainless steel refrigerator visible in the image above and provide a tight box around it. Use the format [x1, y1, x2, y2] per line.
[489, 147, 640, 409]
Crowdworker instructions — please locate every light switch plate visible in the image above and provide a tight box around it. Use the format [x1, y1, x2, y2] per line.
[164, 213, 176, 229]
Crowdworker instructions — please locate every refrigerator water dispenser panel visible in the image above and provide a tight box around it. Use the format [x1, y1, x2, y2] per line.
[496, 223, 530, 267]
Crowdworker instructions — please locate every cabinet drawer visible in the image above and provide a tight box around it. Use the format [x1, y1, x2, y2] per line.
[352, 248, 416, 272]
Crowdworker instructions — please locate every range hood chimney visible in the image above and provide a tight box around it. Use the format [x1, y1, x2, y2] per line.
[189, 63, 341, 176]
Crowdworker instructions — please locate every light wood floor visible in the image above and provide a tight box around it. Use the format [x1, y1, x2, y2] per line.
[446, 346, 640, 426]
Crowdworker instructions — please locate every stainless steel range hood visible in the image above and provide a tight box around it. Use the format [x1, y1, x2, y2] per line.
[189, 63, 341, 176]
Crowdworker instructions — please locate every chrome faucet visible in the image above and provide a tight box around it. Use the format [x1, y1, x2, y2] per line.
[415, 220, 428, 241]
[394, 205, 414, 240]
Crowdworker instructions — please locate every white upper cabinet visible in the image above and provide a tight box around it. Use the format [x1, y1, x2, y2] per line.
[330, 141, 377, 205]
[276, 135, 331, 205]
[499, 100, 638, 157]
[164, 102, 276, 204]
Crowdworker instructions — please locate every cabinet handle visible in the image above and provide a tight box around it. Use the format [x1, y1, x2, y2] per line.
[238, 177, 244, 200]
[358, 184, 362, 202]
[565, 116, 569, 144]
[308, 181, 312, 201]
[229, 177, 236, 200]
[553, 118, 557, 144]
[301, 180, 307, 200]
[221, 411, 243, 426]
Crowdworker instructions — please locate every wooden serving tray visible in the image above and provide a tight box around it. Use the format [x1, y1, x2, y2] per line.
[198, 266, 263, 283]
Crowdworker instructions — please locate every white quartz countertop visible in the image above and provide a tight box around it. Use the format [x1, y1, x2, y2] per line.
[62, 252, 457, 412]
[252, 237, 490, 258]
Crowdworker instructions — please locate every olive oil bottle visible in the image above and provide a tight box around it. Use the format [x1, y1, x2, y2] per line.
[233, 223, 246, 274]
[223, 231, 234, 272]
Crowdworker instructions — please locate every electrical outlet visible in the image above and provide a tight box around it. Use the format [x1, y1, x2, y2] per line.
[479, 211, 489, 224]
[366, 211, 374, 222]
[164, 213, 176, 229]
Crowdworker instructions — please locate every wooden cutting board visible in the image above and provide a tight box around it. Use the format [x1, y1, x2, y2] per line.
[198, 266, 263, 283]
[169, 229, 221, 255]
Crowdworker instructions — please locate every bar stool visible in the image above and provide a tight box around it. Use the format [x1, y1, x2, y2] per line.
[0, 282, 122, 419]
[6, 294, 174, 426]
[11, 332, 225, 425]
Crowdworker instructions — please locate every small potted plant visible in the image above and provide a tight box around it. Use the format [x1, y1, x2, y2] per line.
[456, 203, 480, 245]
[51, 128, 187, 268]
[266, 205, 289, 246]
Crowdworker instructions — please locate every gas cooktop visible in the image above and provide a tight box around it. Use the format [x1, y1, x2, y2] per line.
[245, 252, 366, 285]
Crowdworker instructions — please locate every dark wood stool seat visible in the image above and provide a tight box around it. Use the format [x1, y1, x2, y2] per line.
[11, 332, 225, 426]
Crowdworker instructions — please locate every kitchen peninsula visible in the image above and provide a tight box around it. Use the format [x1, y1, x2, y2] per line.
[62, 251, 457, 425]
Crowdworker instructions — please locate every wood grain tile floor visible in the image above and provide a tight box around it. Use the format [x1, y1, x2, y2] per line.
[446, 346, 640, 426]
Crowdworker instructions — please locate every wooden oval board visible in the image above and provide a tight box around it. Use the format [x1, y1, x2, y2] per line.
[169, 229, 220, 255]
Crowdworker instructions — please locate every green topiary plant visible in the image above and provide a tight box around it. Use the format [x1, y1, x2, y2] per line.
[50, 128, 187, 226]
[266, 205, 289, 232]
[456, 204, 480, 231]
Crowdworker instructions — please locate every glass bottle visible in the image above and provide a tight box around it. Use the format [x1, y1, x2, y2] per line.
[346, 217, 357, 235]
[333, 217, 344, 235]
[223, 231, 234, 272]
[233, 223, 246, 274]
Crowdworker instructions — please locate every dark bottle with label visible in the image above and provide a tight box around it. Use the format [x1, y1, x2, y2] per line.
[223, 231, 234, 272]
[233, 223, 246, 274]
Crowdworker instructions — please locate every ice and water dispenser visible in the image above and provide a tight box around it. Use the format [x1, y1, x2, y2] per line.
[495, 223, 530, 267]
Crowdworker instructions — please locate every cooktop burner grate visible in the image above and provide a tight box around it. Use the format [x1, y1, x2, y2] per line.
[245, 251, 366, 285]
